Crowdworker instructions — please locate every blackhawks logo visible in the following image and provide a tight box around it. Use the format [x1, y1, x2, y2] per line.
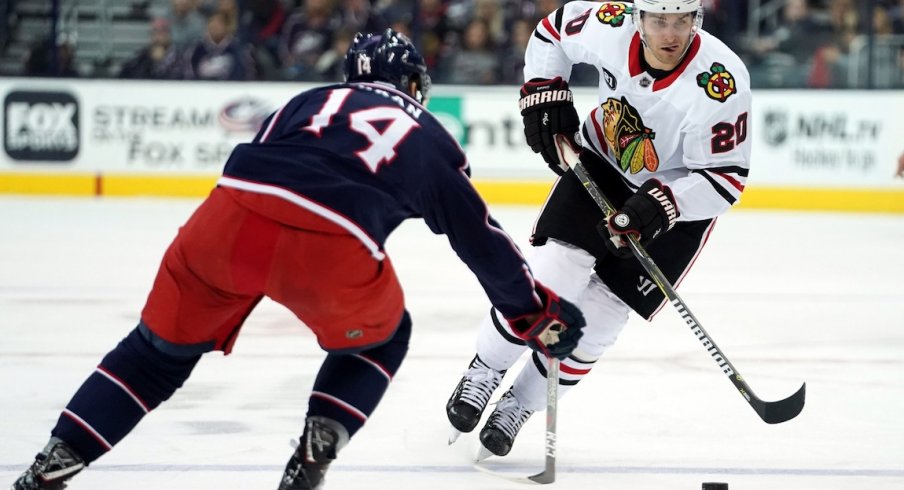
[697, 62, 736, 103]
[596, 2, 632, 27]
[601, 96, 659, 174]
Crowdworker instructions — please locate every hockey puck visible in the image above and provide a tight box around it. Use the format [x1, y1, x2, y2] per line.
[702, 483, 728, 490]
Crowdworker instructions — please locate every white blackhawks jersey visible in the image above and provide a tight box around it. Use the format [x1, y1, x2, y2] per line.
[526, 1, 752, 221]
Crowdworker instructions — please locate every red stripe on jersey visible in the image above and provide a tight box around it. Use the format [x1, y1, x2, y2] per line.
[560, 363, 591, 375]
[629, 33, 643, 77]
[590, 107, 609, 155]
[713, 171, 745, 191]
[542, 17, 561, 41]
[628, 32, 703, 92]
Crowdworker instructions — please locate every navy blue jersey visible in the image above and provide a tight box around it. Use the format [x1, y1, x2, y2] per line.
[221, 82, 542, 320]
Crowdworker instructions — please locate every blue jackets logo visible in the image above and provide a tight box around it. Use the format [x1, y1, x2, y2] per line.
[4, 90, 79, 161]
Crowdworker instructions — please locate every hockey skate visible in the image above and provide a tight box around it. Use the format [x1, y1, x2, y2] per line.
[11, 438, 85, 490]
[478, 389, 534, 457]
[446, 355, 505, 443]
[278, 416, 349, 490]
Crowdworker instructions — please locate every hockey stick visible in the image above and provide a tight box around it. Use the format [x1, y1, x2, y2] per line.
[473, 356, 559, 484]
[528, 356, 558, 484]
[553, 134, 806, 424]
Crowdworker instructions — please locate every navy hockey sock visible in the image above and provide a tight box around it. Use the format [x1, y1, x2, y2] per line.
[50, 324, 201, 463]
[307, 311, 411, 437]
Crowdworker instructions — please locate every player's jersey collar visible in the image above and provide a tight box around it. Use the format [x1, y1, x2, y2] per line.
[628, 31, 702, 91]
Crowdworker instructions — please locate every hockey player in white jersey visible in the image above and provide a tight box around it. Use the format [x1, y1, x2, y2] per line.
[446, 0, 752, 457]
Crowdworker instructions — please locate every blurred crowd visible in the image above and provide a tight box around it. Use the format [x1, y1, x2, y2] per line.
[18, 0, 904, 87]
[745, 0, 904, 88]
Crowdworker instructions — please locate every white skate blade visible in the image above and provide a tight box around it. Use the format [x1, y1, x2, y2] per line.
[475, 445, 494, 462]
[448, 427, 463, 445]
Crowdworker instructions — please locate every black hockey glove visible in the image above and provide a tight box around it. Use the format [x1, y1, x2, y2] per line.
[508, 284, 585, 360]
[598, 179, 679, 258]
[519, 77, 580, 175]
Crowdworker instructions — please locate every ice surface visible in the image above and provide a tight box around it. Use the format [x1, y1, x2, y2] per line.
[1, 196, 902, 489]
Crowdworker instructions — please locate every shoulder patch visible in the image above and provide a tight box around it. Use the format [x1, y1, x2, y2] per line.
[596, 2, 632, 27]
[696, 62, 737, 103]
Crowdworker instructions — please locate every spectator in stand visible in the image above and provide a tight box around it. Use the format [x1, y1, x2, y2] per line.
[862, 4, 904, 87]
[378, 0, 415, 26]
[473, 0, 507, 47]
[443, 0, 472, 33]
[892, 0, 904, 32]
[239, 0, 288, 79]
[312, 27, 355, 81]
[279, 0, 339, 80]
[1, 0, 14, 49]
[498, 0, 535, 27]
[749, 0, 833, 87]
[184, 10, 255, 80]
[413, 0, 451, 72]
[215, 0, 240, 34]
[120, 18, 183, 80]
[167, 0, 206, 48]
[24, 32, 79, 77]
[821, 2, 904, 88]
[197, 0, 237, 24]
[389, 17, 413, 38]
[499, 17, 531, 84]
[753, 0, 833, 64]
[808, 0, 862, 88]
[701, 0, 748, 49]
[337, 0, 389, 34]
[531, 0, 563, 23]
[440, 18, 498, 84]
[826, 0, 861, 50]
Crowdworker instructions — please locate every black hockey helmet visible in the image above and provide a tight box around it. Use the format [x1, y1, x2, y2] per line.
[344, 28, 431, 104]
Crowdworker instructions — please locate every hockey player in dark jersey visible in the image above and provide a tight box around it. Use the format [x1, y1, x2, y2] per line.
[11, 29, 586, 490]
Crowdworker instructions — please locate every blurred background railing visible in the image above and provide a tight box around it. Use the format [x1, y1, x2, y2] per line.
[0, 0, 901, 88]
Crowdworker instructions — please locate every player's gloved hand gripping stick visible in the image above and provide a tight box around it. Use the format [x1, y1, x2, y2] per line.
[553, 134, 806, 425]
[478, 289, 574, 485]
[598, 178, 679, 258]
[505, 284, 573, 484]
[507, 284, 584, 360]
[519, 77, 581, 176]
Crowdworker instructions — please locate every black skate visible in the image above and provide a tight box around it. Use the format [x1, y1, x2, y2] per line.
[278, 416, 349, 490]
[12, 438, 85, 490]
[479, 389, 534, 457]
[446, 355, 506, 439]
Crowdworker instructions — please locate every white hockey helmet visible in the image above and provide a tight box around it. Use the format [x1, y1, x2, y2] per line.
[633, 0, 702, 14]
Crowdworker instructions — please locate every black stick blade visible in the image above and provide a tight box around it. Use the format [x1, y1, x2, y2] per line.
[757, 382, 806, 424]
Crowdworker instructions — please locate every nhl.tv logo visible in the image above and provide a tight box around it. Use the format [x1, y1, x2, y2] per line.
[4, 90, 79, 161]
